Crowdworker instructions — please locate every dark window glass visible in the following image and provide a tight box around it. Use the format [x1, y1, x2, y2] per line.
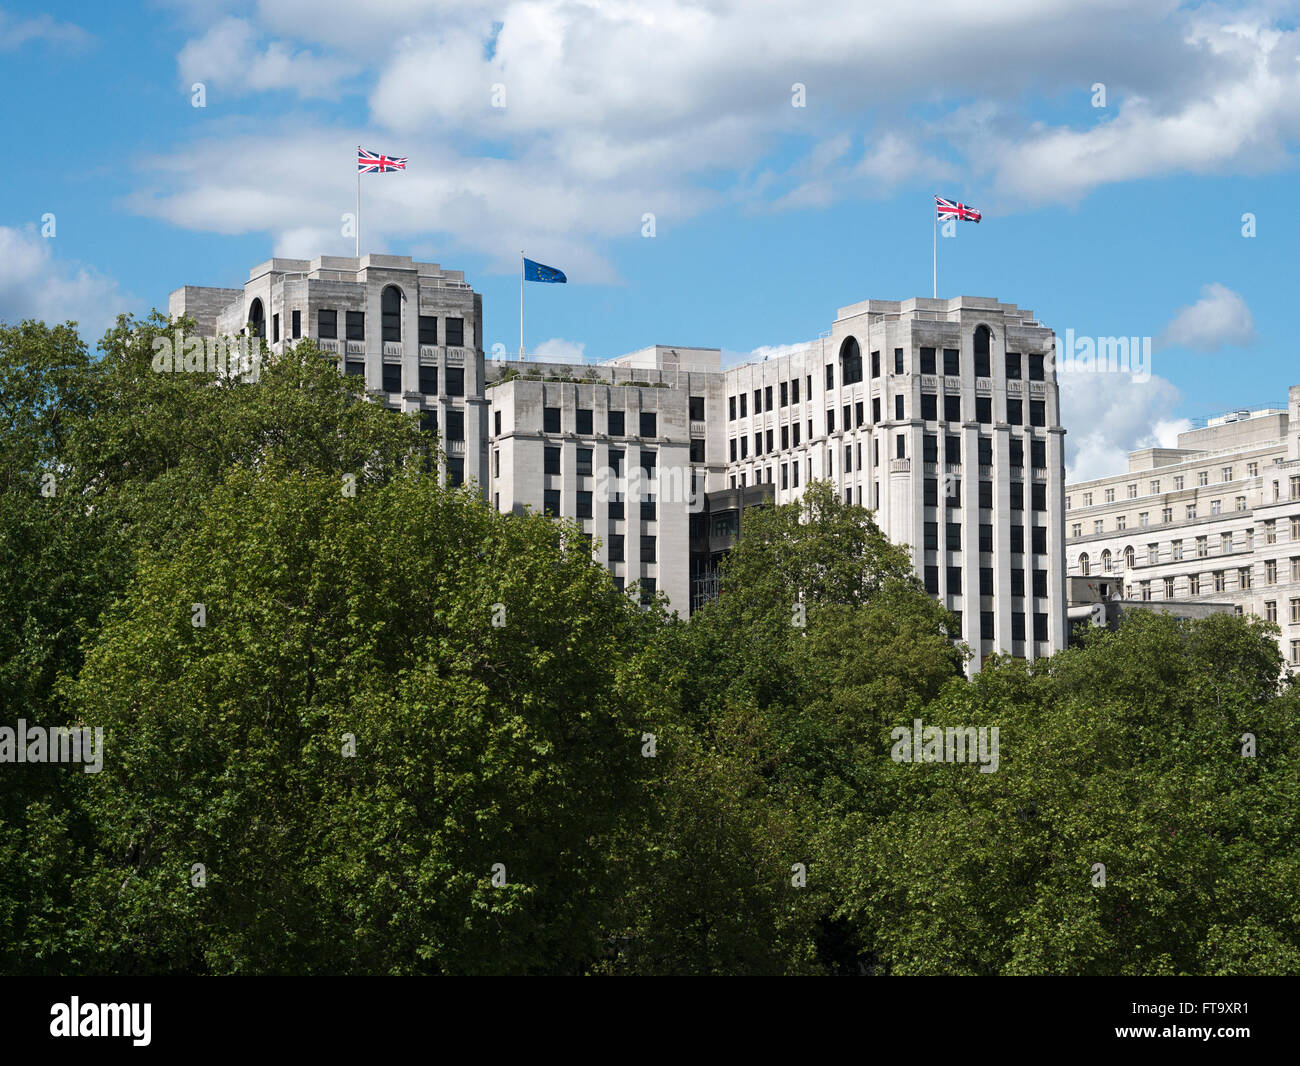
[318, 309, 337, 339]
[947, 522, 962, 550]
[1033, 570, 1048, 598]
[445, 409, 464, 442]
[445, 367, 464, 396]
[894, 348, 904, 374]
[576, 490, 593, 518]
[981, 610, 995, 638]
[543, 489, 560, 516]
[1030, 400, 1046, 426]
[1031, 483, 1047, 511]
[923, 434, 937, 463]
[1032, 440, 1046, 468]
[980, 567, 994, 596]
[924, 478, 938, 506]
[1028, 353, 1045, 381]
[920, 347, 936, 374]
[382, 363, 401, 392]
[608, 535, 624, 561]
[1034, 613, 1048, 641]
[976, 397, 992, 424]
[576, 448, 593, 476]
[291, 309, 301, 339]
[944, 348, 960, 376]
[346, 310, 365, 341]
[690, 395, 705, 421]
[641, 496, 656, 522]
[945, 395, 961, 422]
[609, 409, 625, 436]
[345, 360, 364, 377]
[728, 396, 736, 421]
[780, 382, 788, 407]
[445, 317, 465, 347]
[922, 394, 937, 420]
[1012, 571, 1025, 598]
[870, 350, 880, 378]
[640, 412, 657, 437]
[1012, 612, 1026, 640]
[419, 315, 437, 345]
[1009, 438, 1024, 468]
[543, 407, 561, 433]
[419, 365, 437, 394]
[1010, 482, 1024, 510]
[447, 457, 464, 487]
[840, 338, 863, 384]
[1007, 399, 1023, 425]
[979, 523, 993, 553]
[382, 286, 402, 342]
[925, 565, 939, 593]
[974, 326, 991, 377]
[1032, 526, 1047, 554]
[690, 437, 705, 463]
[576, 408, 593, 435]
[924, 521, 938, 550]
[947, 566, 962, 592]
[978, 437, 993, 466]
[1006, 352, 1021, 379]
[272, 313, 280, 343]
[946, 435, 961, 465]
[979, 480, 993, 508]
[825, 364, 834, 390]
[641, 535, 656, 561]
[1010, 525, 1024, 553]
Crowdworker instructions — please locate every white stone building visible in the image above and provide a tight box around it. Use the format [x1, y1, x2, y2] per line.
[1066, 387, 1300, 664]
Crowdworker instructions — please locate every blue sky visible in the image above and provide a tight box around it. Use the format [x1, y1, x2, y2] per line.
[3, 0, 1299, 479]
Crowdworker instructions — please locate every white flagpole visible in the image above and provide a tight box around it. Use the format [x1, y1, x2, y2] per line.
[356, 148, 361, 258]
[932, 196, 937, 299]
[519, 251, 524, 360]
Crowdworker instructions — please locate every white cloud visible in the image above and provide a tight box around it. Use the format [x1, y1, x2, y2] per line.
[0, 8, 89, 50]
[1059, 370, 1187, 483]
[177, 17, 354, 98]
[530, 337, 585, 363]
[0, 227, 127, 339]
[1158, 282, 1256, 351]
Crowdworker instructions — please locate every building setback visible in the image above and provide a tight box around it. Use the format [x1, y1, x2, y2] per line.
[171, 258, 1067, 670]
[1065, 387, 1300, 665]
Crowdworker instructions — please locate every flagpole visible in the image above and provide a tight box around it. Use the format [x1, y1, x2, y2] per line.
[356, 148, 361, 258]
[519, 251, 524, 360]
[932, 196, 937, 299]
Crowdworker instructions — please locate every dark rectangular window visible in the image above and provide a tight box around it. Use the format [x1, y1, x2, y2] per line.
[291, 309, 301, 339]
[609, 409, 625, 436]
[609, 450, 624, 477]
[318, 309, 337, 339]
[826, 364, 834, 390]
[382, 363, 401, 392]
[920, 347, 936, 374]
[609, 494, 624, 520]
[793, 379, 800, 404]
[445, 367, 464, 396]
[641, 535, 656, 561]
[872, 397, 881, 423]
[346, 311, 365, 341]
[923, 434, 938, 463]
[728, 396, 736, 421]
[871, 350, 881, 378]
[420, 411, 437, 436]
[793, 423, 801, 446]
[896, 434, 906, 459]
[576, 408, 593, 435]
[1034, 613, 1048, 641]
[855, 401, 864, 427]
[272, 313, 280, 343]
[944, 348, 960, 376]
[894, 348, 904, 374]
[577, 490, 593, 519]
[1009, 438, 1024, 468]
[740, 394, 747, 417]
[924, 478, 938, 506]
[922, 394, 937, 421]
[640, 448, 656, 476]
[544, 407, 561, 433]
[766, 429, 774, 453]
[1011, 525, 1024, 554]
[925, 565, 939, 593]
[844, 445, 852, 473]
[895, 395, 904, 420]
[1032, 525, 1047, 554]
[419, 315, 437, 345]
[925, 521, 939, 550]
[729, 438, 737, 461]
[1028, 353, 1045, 381]
[978, 437, 993, 466]
[690, 395, 705, 421]
[753, 389, 762, 413]
[827, 409, 835, 433]
[576, 448, 593, 476]
[447, 457, 464, 487]
[419, 365, 437, 395]
[641, 496, 656, 522]
[690, 438, 705, 463]
[979, 480, 993, 508]
[1033, 570, 1048, 598]
[494, 410, 501, 436]
[944, 395, 961, 422]
[980, 568, 994, 596]
[1010, 482, 1024, 510]
[780, 382, 789, 407]
[781, 425, 789, 450]
[976, 397, 992, 424]
[947, 522, 962, 551]
[1030, 400, 1046, 427]
[1007, 399, 1022, 425]
[1031, 440, 1047, 468]
[1031, 483, 1047, 512]
[754, 432, 762, 456]
[640, 412, 657, 437]
[979, 523, 993, 553]
[445, 409, 464, 442]
[445, 317, 465, 347]
[544, 489, 561, 516]
[345, 359, 364, 377]
[1012, 571, 1025, 598]
[1006, 352, 1021, 379]
[981, 610, 995, 639]
[946, 477, 961, 505]
[1012, 612, 1026, 640]
[975, 348, 990, 379]
[946, 435, 961, 465]
[765, 386, 773, 410]
[608, 535, 624, 561]
[947, 566, 962, 592]
[843, 404, 851, 429]
[382, 302, 400, 343]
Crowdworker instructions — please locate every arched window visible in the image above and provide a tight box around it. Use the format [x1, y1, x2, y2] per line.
[1101, 549, 1112, 573]
[1079, 552, 1090, 576]
[974, 325, 992, 377]
[382, 285, 403, 343]
[248, 298, 265, 339]
[839, 336, 863, 385]
[1124, 546, 1135, 570]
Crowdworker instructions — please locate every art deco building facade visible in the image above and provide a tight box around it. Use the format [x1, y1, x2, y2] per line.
[171, 259, 1068, 667]
[1065, 387, 1300, 665]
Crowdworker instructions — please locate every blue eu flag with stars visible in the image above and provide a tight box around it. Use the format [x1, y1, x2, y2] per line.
[523, 257, 566, 283]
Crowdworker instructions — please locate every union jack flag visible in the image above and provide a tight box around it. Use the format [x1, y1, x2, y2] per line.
[357, 147, 407, 173]
[935, 196, 981, 223]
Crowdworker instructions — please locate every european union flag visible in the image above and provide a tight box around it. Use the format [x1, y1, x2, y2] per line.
[523, 257, 567, 283]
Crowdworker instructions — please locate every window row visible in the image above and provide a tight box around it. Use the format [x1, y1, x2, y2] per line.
[542, 489, 657, 525]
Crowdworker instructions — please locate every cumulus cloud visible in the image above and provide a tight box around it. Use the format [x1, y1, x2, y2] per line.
[177, 17, 354, 98]
[0, 227, 128, 339]
[1059, 370, 1187, 483]
[1158, 283, 1256, 352]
